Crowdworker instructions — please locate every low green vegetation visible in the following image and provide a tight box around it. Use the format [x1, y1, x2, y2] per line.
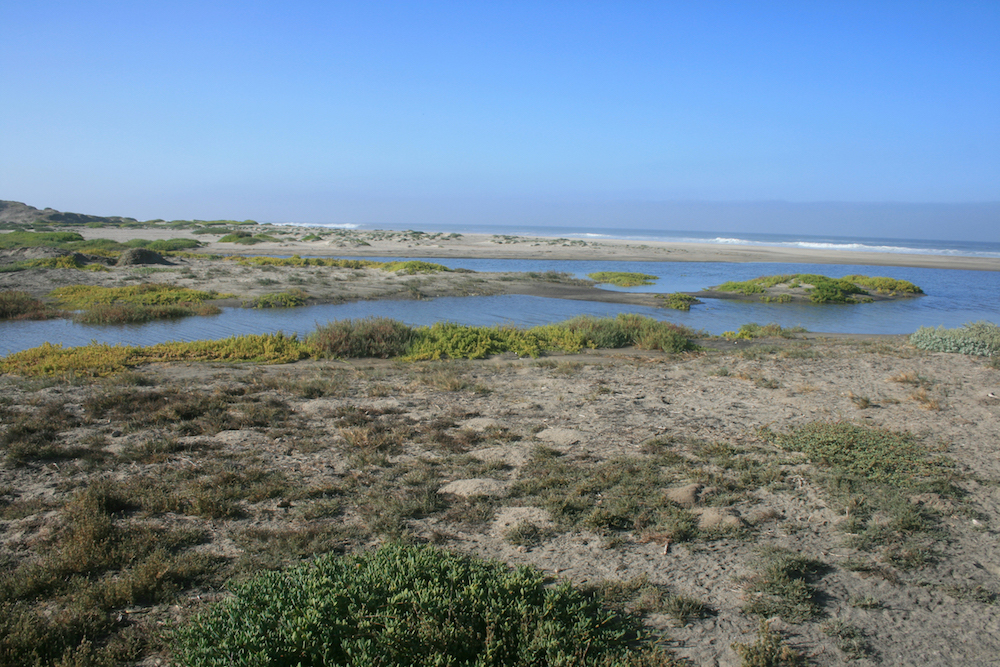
[44, 283, 230, 324]
[2, 315, 698, 376]
[0, 291, 61, 320]
[124, 238, 202, 252]
[0, 230, 201, 259]
[732, 622, 806, 667]
[382, 260, 452, 274]
[0, 333, 310, 377]
[224, 255, 451, 274]
[910, 321, 1000, 357]
[243, 290, 308, 308]
[660, 292, 701, 310]
[309, 317, 419, 359]
[721, 323, 808, 340]
[218, 231, 280, 244]
[50, 283, 226, 308]
[714, 273, 921, 304]
[174, 543, 667, 667]
[588, 271, 658, 287]
[761, 422, 957, 569]
[842, 274, 923, 295]
[741, 546, 828, 622]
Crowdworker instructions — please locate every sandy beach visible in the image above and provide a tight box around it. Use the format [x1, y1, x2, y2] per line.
[80, 223, 1000, 271]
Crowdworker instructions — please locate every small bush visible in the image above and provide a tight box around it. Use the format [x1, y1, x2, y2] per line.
[722, 323, 807, 340]
[245, 290, 308, 308]
[0, 290, 58, 320]
[309, 317, 417, 358]
[909, 321, 1000, 357]
[732, 621, 806, 667]
[661, 293, 701, 310]
[173, 543, 660, 667]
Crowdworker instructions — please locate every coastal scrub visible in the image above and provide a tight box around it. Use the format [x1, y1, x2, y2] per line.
[588, 271, 658, 287]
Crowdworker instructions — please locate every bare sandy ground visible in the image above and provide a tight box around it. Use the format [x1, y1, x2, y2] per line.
[1, 339, 998, 665]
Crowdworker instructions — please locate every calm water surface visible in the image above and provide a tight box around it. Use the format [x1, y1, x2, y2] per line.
[3, 259, 998, 357]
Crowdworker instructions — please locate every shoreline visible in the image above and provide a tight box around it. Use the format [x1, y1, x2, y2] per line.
[72, 225, 1000, 272]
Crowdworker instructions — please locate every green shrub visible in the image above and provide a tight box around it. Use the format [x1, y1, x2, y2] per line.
[51, 283, 226, 308]
[0, 291, 58, 320]
[909, 321, 1000, 357]
[660, 293, 701, 310]
[712, 273, 917, 305]
[309, 317, 417, 358]
[842, 275, 923, 295]
[562, 314, 695, 352]
[406, 322, 554, 360]
[244, 290, 308, 308]
[381, 260, 452, 274]
[73, 302, 220, 324]
[173, 543, 660, 667]
[587, 272, 658, 287]
[0, 334, 309, 377]
[721, 323, 807, 340]
[0, 231, 85, 249]
[125, 238, 202, 252]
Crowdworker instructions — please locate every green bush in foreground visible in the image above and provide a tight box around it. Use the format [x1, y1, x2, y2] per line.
[173, 543, 665, 667]
[909, 321, 1000, 357]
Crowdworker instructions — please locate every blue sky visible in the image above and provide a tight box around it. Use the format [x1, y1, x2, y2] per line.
[2, 1, 998, 239]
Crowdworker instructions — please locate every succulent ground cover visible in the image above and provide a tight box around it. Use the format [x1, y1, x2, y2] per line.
[1, 335, 998, 665]
[710, 273, 923, 304]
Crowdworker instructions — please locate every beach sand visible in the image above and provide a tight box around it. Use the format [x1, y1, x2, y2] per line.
[80, 223, 1000, 271]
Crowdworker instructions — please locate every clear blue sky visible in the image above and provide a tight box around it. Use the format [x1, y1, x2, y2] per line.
[2, 1, 998, 239]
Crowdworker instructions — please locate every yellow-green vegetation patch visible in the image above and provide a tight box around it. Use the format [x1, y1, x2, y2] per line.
[713, 273, 922, 304]
[381, 260, 452, 274]
[0, 333, 309, 377]
[405, 322, 586, 360]
[243, 290, 308, 308]
[50, 283, 229, 308]
[588, 271, 658, 287]
[661, 292, 701, 310]
[722, 322, 808, 340]
[842, 274, 923, 295]
[0, 290, 62, 320]
[72, 302, 221, 324]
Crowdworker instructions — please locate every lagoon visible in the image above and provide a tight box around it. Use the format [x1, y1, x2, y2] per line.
[3, 258, 999, 357]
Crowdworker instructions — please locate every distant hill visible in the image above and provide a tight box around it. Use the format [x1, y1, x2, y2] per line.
[0, 200, 139, 227]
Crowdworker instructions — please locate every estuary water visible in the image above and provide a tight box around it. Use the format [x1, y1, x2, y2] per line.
[2, 257, 999, 357]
